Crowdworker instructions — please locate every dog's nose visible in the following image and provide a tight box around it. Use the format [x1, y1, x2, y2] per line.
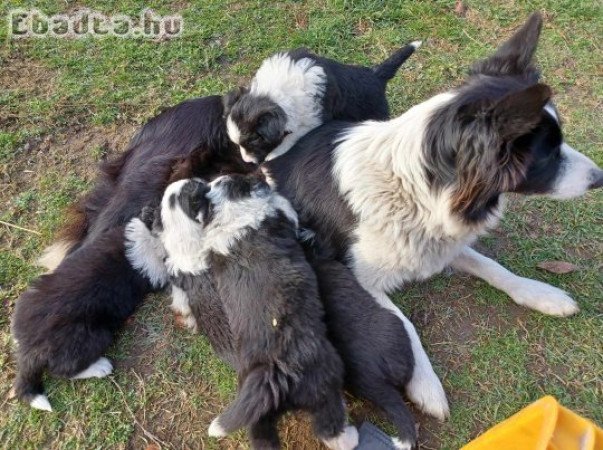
[588, 169, 603, 190]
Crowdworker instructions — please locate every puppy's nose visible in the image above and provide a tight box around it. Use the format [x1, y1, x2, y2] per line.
[588, 169, 603, 190]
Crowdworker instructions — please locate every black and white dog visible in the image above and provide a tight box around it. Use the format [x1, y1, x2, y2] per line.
[11, 96, 253, 411]
[308, 252, 417, 450]
[266, 12, 603, 421]
[11, 227, 151, 411]
[224, 42, 421, 164]
[125, 175, 357, 450]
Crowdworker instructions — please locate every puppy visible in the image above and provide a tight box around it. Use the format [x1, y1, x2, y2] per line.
[125, 175, 357, 450]
[224, 42, 421, 164]
[307, 249, 417, 450]
[11, 227, 150, 411]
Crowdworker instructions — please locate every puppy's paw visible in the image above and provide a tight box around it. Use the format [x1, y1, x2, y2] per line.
[322, 425, 359, 450]
[71, 357, 113, 380]
[392, 437, 414, 450]
[405, 364, 449, 421]
[510, 278, 579, 317]
[124, 217, 147, 243]
[208, 416, 228, 437]
[30, 394, 53, 412]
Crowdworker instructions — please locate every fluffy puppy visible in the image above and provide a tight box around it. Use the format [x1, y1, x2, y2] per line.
[307, 251, 417, 450]
[11, 227, 150, 411]
[223, 42, 421, 164]
[125, 175, 357, 450]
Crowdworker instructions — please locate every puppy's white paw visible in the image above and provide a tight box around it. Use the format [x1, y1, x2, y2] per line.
[71, 357, 113, 380]
[392, 437, 414, 450]
[405, 365, 449, 421]
[30, 394, 53, 412]
[322, 425, 359, 450]
[510, 278, 579, 317]
[208, 416, 227, 437]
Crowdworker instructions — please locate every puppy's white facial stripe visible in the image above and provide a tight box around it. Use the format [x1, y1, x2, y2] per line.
[549, 143, 600, 199]
[240, 147, 258, 164]
[226, 116, 241, 145]
[71, 357, 113, 379]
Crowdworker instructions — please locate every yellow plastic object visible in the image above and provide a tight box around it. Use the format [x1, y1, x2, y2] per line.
[461, 396, 603, 450]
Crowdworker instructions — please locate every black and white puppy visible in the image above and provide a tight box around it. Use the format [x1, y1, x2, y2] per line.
[266, 12, 603, 421]
[125, 175, 357, 450]
[223, 42, 421, 164]
[11, 227, 150, 411]
[306, 248, 417, 450]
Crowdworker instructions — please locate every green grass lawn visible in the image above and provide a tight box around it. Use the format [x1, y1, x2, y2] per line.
[1, 1, 601, 448]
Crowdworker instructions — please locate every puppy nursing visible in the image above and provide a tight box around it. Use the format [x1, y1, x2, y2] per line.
[126, 175, 357, 450]
[224, 42, 421, 164]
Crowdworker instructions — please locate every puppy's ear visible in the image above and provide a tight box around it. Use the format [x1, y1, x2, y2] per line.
[256, 111, 287, 144]
[222, 86, 249, 115]
[470, 12, 543, 77]
[492, 83, 551, 142]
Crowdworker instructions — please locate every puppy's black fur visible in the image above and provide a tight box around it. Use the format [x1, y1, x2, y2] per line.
[68, 95, 252, 249]
[308, 251, 417, 448]
[11, 227, 150, 407]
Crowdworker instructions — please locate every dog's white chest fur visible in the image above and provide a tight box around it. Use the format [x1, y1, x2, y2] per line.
[332, 94, 500, 293]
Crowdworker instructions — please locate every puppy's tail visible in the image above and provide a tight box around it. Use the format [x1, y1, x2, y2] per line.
[13, 357, 52, 412]
[364, 386, 417, 449]
[208, 365, 285, 437]
[373, 41, 422, 81]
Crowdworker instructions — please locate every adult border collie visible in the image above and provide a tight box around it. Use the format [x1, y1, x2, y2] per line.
[224, 42, 421, 164]
[266, 13, 603, 421]
[127, 175, 357, 450]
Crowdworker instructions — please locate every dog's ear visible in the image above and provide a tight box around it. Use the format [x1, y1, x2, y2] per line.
[470, 12, 543, 77]
[256, 111, 287, 144]
[492, 83, 551, 142]
[222, 86, 249, 116]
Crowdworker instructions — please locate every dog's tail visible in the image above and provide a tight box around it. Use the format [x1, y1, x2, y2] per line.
[208, 365, 285, 437]
[373, 41, 422, 81]
[364, 386, 417, 449]
[13, 357, 52, 412]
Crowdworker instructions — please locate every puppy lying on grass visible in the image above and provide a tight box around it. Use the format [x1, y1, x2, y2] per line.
[125, 174, 357, 450]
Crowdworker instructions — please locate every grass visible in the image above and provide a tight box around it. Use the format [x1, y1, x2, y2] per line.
[1, 1, 601, 449]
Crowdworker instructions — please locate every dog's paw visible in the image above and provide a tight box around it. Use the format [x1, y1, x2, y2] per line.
[392, 437, 414, 450]
[510, 278, 579, 317]
[208, 416, 227, 437]
[71, 357, 113, 380]
[322, 425, 359, 450]
[30, 394, 53, 412]
[124, 217, 147, 242]
[405, 364, 449, 421]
